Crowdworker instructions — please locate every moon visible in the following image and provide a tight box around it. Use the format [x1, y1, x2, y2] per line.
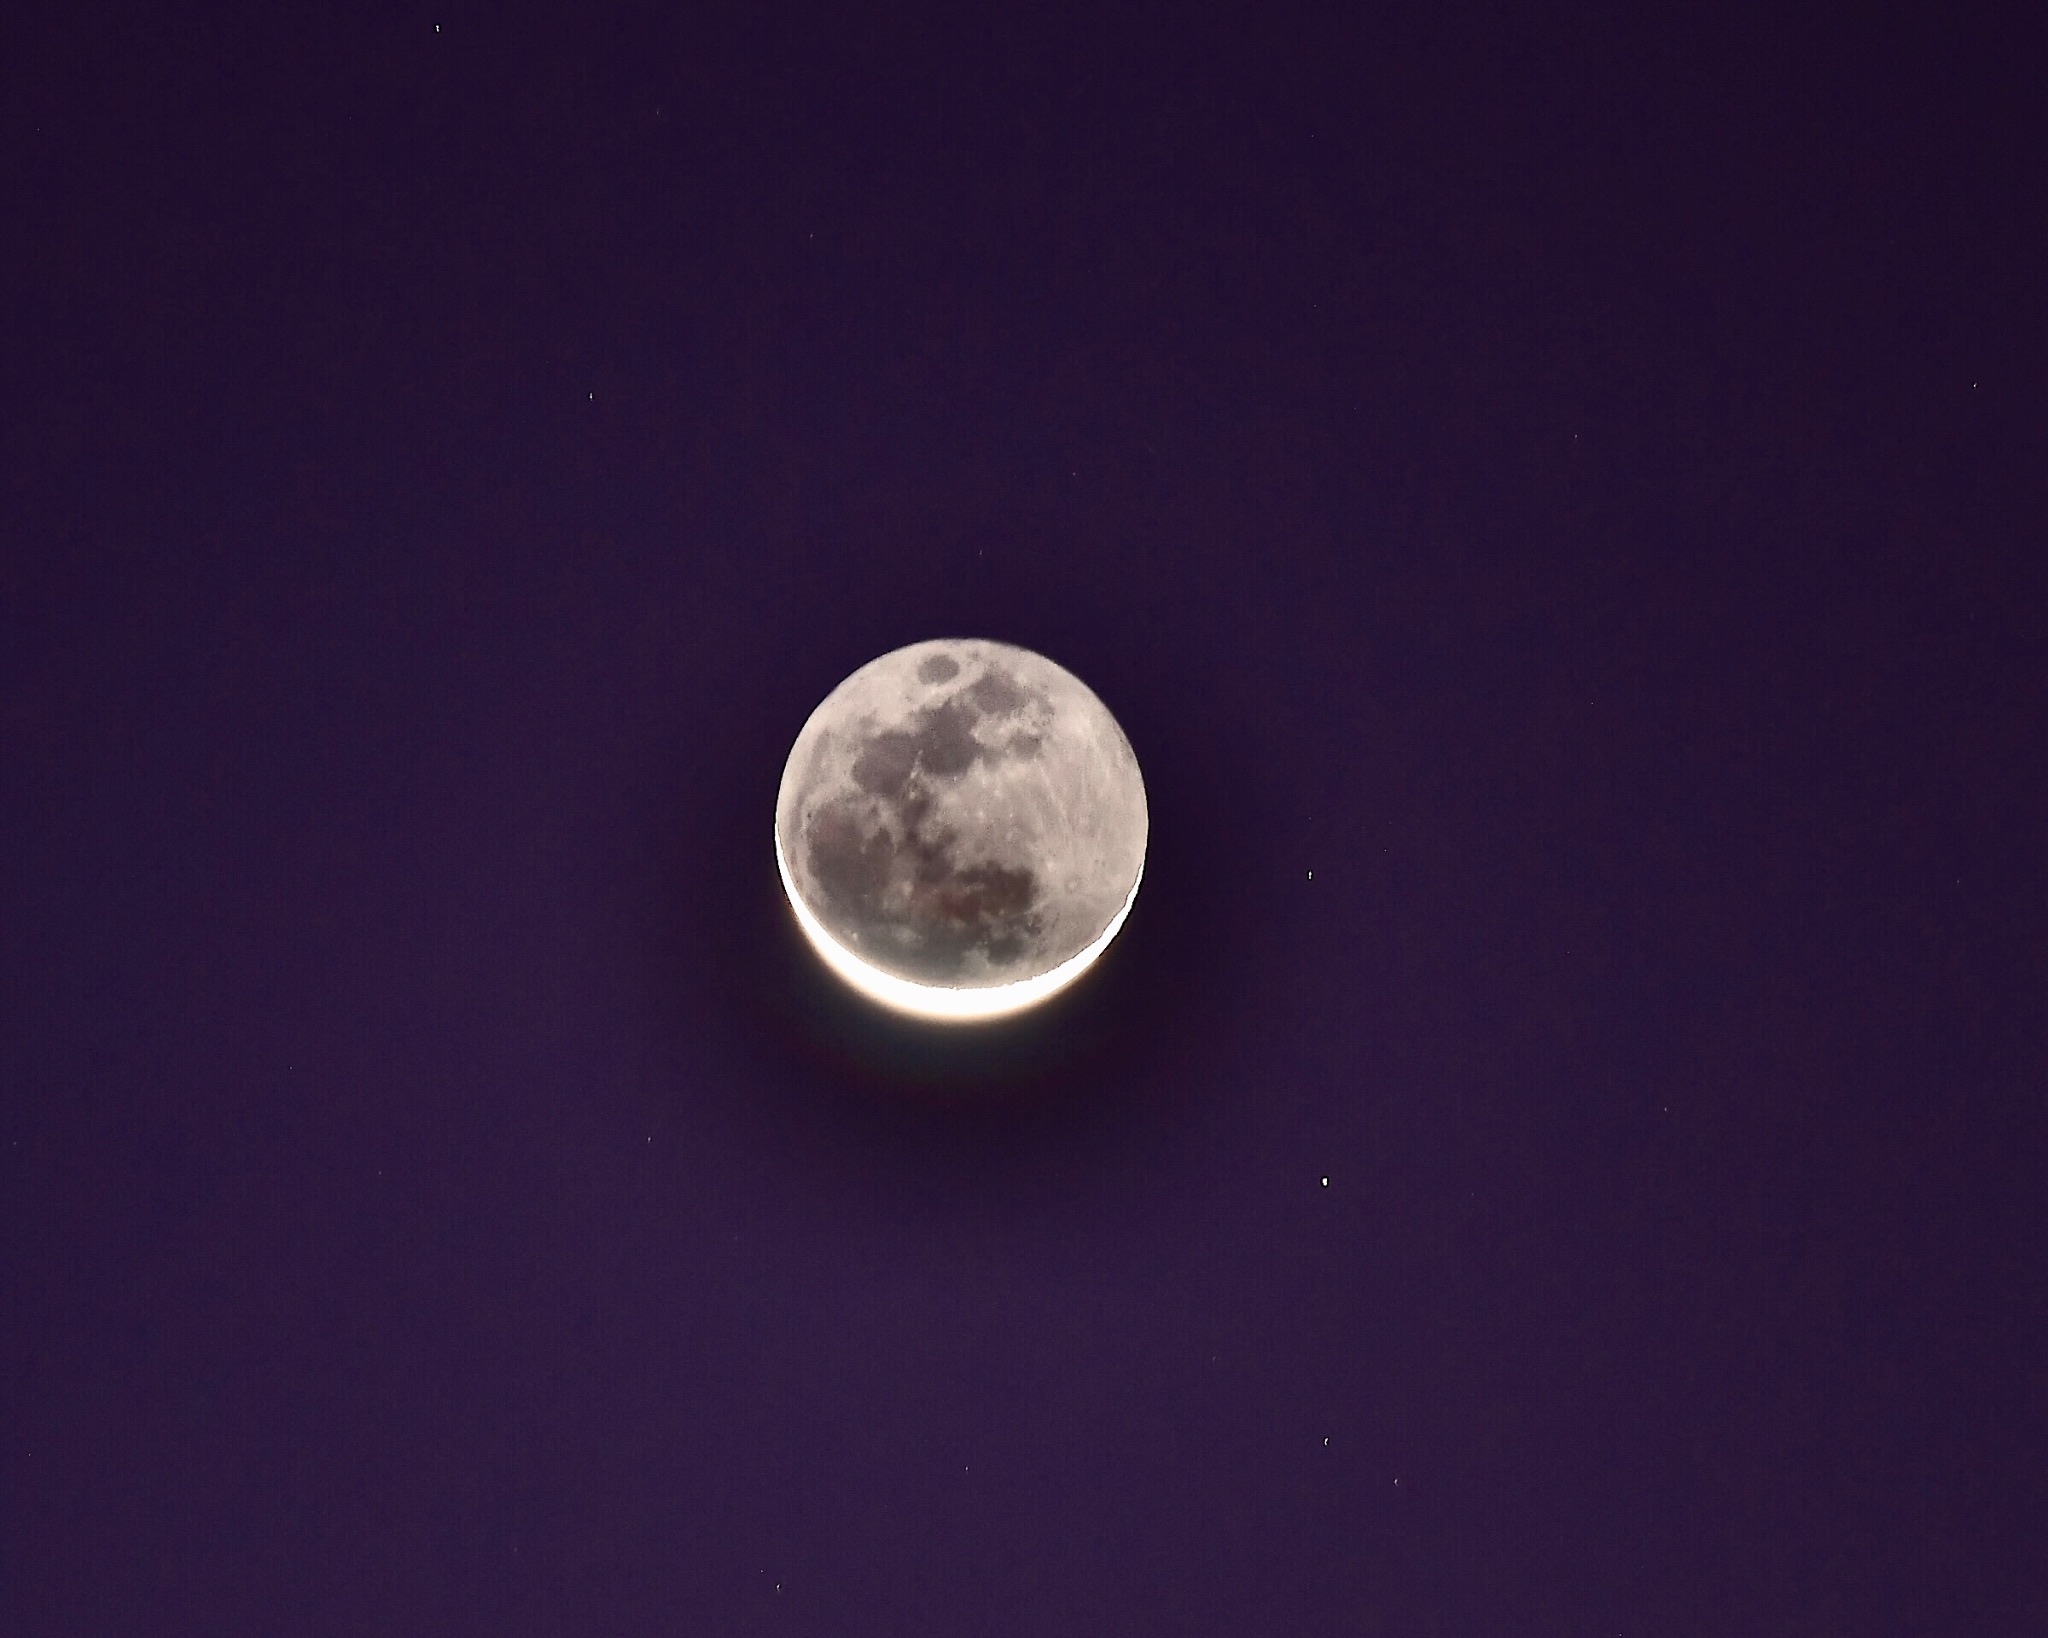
[774, 639, 1148, 1023]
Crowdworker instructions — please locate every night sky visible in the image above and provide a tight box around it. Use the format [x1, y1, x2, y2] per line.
[4, 3, 2042, 1632]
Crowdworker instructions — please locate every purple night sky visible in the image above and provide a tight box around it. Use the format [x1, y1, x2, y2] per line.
[4, 3, 2042, 1632]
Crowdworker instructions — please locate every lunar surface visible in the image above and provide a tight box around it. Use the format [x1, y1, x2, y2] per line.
[774, 639, 1147, 1022]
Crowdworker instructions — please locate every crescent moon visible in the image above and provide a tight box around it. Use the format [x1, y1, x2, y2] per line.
[773, 639, 1148, 1023]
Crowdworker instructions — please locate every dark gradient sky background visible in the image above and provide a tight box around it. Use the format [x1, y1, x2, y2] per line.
[4, 3, 2042, 1633]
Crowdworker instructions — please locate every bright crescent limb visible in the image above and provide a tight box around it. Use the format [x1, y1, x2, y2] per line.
[774, 819, 1145, 1023]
